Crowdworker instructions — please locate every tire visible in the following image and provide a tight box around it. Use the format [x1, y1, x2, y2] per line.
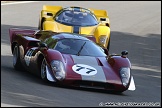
[13, 45, 23, 70]
[40, 58, 48, 82]
[107, 38, 110, 51]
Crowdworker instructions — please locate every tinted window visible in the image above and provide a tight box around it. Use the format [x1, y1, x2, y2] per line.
[54, 38, 106, 57]
[55, 10, 98, 26]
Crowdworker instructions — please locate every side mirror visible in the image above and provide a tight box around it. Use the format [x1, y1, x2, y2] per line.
[121, 50, 128, 58]
[47, 13, 53, 16]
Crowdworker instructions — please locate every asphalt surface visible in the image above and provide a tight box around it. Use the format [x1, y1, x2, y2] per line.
[1, 1, 161, 107]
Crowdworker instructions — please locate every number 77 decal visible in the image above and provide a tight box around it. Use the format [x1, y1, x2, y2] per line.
[72, 64, 97, 76]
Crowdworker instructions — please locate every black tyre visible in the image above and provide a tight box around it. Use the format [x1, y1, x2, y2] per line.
[107, 38, 110, 51]
[13, 45, 23, 70]
[40, 58, 48, 82]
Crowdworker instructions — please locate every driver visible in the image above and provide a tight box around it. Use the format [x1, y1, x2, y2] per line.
[56, 40, 70, 50]
[55, 39, 78, 54]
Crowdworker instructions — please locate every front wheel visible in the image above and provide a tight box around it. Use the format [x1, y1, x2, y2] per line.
[107, 38, 110, 51]
[40, 58, 48, 82]
[13, 45, 22, 70]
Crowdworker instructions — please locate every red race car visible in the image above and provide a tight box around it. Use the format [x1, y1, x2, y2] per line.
[9, 28, 135, 93]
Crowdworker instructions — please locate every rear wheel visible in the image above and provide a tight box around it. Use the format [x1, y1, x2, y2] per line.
[40, 58, 48, 82]
[13, 45, 22, 70]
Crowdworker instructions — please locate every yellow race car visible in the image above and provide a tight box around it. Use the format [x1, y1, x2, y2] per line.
[38, 5, 111, 50]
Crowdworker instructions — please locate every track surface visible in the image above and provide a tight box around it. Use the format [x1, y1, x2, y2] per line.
[1, 1, 161, 107]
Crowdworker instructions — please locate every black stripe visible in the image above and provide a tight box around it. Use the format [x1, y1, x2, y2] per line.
[73, 26, 80, 34]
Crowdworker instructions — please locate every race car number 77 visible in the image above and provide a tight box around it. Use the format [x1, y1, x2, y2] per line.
[72, 64, 97, 76]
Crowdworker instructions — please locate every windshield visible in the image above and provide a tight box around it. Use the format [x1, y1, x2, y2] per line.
[54, 38, 106, 57]
[55, 10, 98, 26]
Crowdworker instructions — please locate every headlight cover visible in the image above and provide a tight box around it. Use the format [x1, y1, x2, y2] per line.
[120, 67, 130, 87]
[50, 60, 65, 81]
[99, 35, 107, 46]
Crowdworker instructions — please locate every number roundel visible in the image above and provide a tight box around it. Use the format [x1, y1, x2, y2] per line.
[72, 64, 97, 76]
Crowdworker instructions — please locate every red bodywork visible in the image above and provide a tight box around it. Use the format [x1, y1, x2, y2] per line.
[9, 28, 133, 92]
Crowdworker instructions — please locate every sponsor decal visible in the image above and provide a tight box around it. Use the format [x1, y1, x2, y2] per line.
[72, 64, 97, 76]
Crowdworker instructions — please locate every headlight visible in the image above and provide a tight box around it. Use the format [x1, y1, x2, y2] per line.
[50, 60, 65, 81]
[120, 67, 130, 87]
[99, 35, 107, 46]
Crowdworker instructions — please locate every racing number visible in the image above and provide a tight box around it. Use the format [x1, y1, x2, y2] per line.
[76, 65, 95, 74]
[76, 65, 85, 71]
[86, 68, 95, 74]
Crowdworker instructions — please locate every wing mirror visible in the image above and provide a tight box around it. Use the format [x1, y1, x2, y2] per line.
[121, 50, 128, 58]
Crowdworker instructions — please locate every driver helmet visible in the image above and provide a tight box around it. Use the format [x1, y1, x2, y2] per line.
[57, 39, 70, 49]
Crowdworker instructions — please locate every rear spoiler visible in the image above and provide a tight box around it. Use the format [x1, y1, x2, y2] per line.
[43, 5, 62, 12]
[41, 5, 62, 18]
[9, 28, 37, 43]
[89, 8, 110, 27]
[89, 8, 108, 17]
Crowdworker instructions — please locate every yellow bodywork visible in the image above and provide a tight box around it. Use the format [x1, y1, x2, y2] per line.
[39, 5, 111, 49]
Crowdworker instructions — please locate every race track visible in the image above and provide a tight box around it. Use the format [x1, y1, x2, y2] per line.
[1, 1, 161, 107]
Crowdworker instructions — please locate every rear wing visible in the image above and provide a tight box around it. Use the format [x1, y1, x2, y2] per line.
[41, 5, 62, 19]
[89, 8, 108, 17]
[9, 28, 37, 43]
[89, 8, 110, 27]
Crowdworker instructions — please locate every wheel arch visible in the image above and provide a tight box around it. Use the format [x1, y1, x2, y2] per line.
[94, 26, 110, 49]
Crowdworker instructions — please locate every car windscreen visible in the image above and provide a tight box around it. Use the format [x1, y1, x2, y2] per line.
[55, 10, 98, 26]
[54, 38, 106, 57]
